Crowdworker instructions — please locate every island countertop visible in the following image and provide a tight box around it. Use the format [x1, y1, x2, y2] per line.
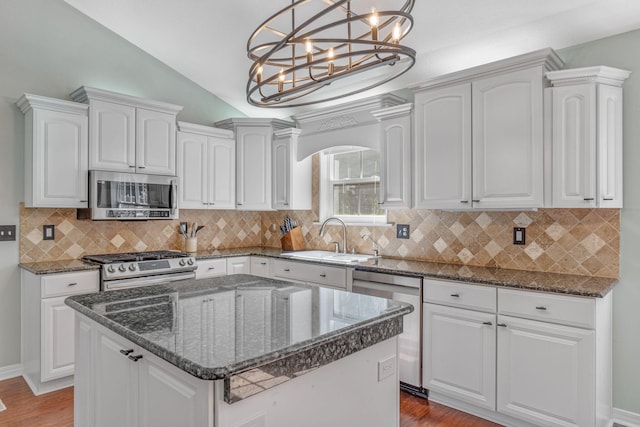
[65, 274, 412, 401]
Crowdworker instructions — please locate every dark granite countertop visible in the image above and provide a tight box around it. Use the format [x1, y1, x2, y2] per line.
[19, 259, 101, 274]
[65, 274, 412, 401]
[22, 246, 617, 298]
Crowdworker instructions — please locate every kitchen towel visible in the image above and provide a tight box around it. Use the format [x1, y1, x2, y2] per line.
[0, 397, 6, 411]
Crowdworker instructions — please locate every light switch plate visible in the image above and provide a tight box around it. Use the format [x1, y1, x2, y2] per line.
[43, 224, 55, 241]
[378, 355, 396, 381]
[0, 225, 16, 242]
[513, 227, 526, 245]
[397, 224, 410, 239]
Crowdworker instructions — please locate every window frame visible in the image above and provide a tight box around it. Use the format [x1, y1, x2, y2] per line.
[319, 148, 388, 225]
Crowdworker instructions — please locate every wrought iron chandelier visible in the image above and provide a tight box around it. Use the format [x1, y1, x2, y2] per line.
[246, 0, 416, 108]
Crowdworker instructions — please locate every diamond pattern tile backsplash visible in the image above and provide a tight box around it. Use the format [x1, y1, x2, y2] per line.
[19, 204, 262, 263]
[19, 152, 619, 278]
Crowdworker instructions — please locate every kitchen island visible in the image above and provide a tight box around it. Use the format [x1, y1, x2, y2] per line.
[65, 274, 412, 427]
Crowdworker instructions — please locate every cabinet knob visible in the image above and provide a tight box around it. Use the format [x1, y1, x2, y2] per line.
[119, 349, 134, 356]
[128, 354, 143, 362]
[450, 293, 460, 298]
[497, 323, 507, 327]
[535, 306, 547, 311]
[482, 321, 493, 326]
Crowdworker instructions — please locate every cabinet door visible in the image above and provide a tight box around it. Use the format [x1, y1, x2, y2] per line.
[250, 256, 272, 278]
[272, 138, 291, 209]
[209, 136, 236, 209]
[94, 327, 138, 427]
[423, 303, 496, 410]
[32, 109, 88, 207]
[227, 256, 251, 275]
[136, 108, 177, 175]
[380, 113, 412, 209]
[496, 315, 595, 427]
[137, 346, 209, 427]
[90, 100, 136, 172]
[235, 289, 272, 358]
[41, 296, 76, 381]
[597, 85, 623, 208]
[236, 126, 272, 210]
[551, 84, 597, 207]
[177, 132, 208, 209]
[414, 84, 472, 209]
[472, 67, 543, 209]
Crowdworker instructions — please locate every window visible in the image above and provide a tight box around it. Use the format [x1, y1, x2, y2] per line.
[320, 148, 386, 224]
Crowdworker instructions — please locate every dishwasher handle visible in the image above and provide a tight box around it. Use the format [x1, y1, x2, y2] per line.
[352, 279, 420, 297]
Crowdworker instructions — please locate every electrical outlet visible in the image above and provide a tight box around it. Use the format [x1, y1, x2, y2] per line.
[378, 355, 396, 381]
[0, 225, 16, 242]
[43, 224, 55, 241]
[513, 227, 526, 245]
[397, 224, 410, 239]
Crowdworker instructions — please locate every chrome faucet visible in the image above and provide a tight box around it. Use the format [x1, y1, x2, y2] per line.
[319, 217, 347, 254]
[362, 234, 380, 257]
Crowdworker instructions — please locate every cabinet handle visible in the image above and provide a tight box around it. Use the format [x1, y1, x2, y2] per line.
[283, 203, 289, 206]
[472, 199, 480, 203]
[583, 197, 595, 201]
[603, 198, 614, 201]
[497, 323, 507, 327]
[128, 354, 143, 362]
[260, 262, 267, 265]
[284, 268, 290, 272]
[450, 293, 460, 298]
[535, 306, 547, 311]
[120, 349, 134, 356]
[459, 200, 469, 204]
[79, 200, 88, 203]
[482, 321, 493, 326]
[67, 282, 78, 287]
[237, 203, 243, 206]
[129, 165, 136, 168]
[138, 166, 146, 169]
[208, 267, 216, 270]
[319, 273, 327, 278]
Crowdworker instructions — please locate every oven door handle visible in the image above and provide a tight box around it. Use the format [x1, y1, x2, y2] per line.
[104, 271, 195, 291]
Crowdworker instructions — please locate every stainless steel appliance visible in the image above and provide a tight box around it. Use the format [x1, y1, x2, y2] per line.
[83, 251, 197, 291]
[85, 170, 178, 220]
[352, 270, 426, 397]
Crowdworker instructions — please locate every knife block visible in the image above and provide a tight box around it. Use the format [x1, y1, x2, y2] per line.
[280, 227, 306, 251]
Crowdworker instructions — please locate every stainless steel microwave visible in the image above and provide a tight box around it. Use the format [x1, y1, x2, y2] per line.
[85, 170, 178, 220]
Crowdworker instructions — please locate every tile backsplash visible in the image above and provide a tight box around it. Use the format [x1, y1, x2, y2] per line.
[19, 152, 619, 278]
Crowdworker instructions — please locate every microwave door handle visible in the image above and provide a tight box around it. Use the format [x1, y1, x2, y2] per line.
[171, 180, 178, 210]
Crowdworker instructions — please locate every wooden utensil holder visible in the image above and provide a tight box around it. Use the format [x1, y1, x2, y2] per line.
[280, 227, 306, 251]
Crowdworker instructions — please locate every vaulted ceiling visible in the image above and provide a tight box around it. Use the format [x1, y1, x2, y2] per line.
[64, 0, 640, 118]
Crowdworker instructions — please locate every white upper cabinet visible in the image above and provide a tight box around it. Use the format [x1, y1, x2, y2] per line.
[71, 86, 182, 176]
[177, 122, 235, 210]
[215, 118, 295, 211]
[412, 48, 562, 210]
[17, 94, 89, 208]
[546, 66, 630, 208]
[272, 128, 312, 210]
[372, 103, 413, 209]
[415, 84, 471, 209]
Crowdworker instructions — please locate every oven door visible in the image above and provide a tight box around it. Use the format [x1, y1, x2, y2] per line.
[103, 271, 195, 291]
[89, 170, 178, 220]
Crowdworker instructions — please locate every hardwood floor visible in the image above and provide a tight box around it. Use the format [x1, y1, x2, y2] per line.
[0, 377, 501, 426]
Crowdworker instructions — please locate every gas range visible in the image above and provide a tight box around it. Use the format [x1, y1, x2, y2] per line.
[83, 250, 197, 291]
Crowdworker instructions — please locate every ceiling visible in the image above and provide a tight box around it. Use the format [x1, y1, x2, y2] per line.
[63, 0, 640, 119]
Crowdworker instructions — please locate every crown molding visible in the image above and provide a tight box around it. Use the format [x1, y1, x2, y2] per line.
[546, 66, 632, 87]
[371, 103, 413, 121]
[70, 86, 183, 114]
[214, 117, 295, 131]
[177, 121, 234, 139]
[16, 94, 89, 115]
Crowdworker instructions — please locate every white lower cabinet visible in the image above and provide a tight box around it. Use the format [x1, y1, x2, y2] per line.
[423, 279, 612, 427]
[21, 269, 99, 395]
[227, 256, 251, 275]
[77, 317, 211, 427]
[272, 259, 347, 289]
[250, 256, 272, 278]
[423, 303, 496, 410]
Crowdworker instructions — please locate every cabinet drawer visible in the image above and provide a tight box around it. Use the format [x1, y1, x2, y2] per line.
[273, 260, 346, 289]
[423, 279, 496, 313]
[498, 288, 595, 329]
[250, 256, 271, 278]
[41, 270, 99, 298]
[195, 258, 227, 279]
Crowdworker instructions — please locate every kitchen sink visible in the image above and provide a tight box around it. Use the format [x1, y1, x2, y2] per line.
[281, 250, 378, 264]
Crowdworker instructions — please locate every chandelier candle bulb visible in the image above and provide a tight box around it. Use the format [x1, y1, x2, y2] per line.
[306, 39, 313, 63]
[393, 23, 401, 43]
[256, 65, 263, 83]
[328, 47, 335, 75]
[278, 68, 285, 92]
[370, 8, 379, 41]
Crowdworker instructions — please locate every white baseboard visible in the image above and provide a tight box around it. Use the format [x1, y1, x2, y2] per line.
[0, 364, 22, 381]
[612, 408, 640, 427]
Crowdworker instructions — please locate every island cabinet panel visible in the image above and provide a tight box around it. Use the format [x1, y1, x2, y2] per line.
[76, 317, 212, 427]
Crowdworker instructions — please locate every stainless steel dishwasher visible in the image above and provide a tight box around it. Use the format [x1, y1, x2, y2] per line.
[352, 270, 426, 397]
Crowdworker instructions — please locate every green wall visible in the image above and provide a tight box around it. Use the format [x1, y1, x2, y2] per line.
[0, 0, 243, 369]
[559, 29, 640, 415]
